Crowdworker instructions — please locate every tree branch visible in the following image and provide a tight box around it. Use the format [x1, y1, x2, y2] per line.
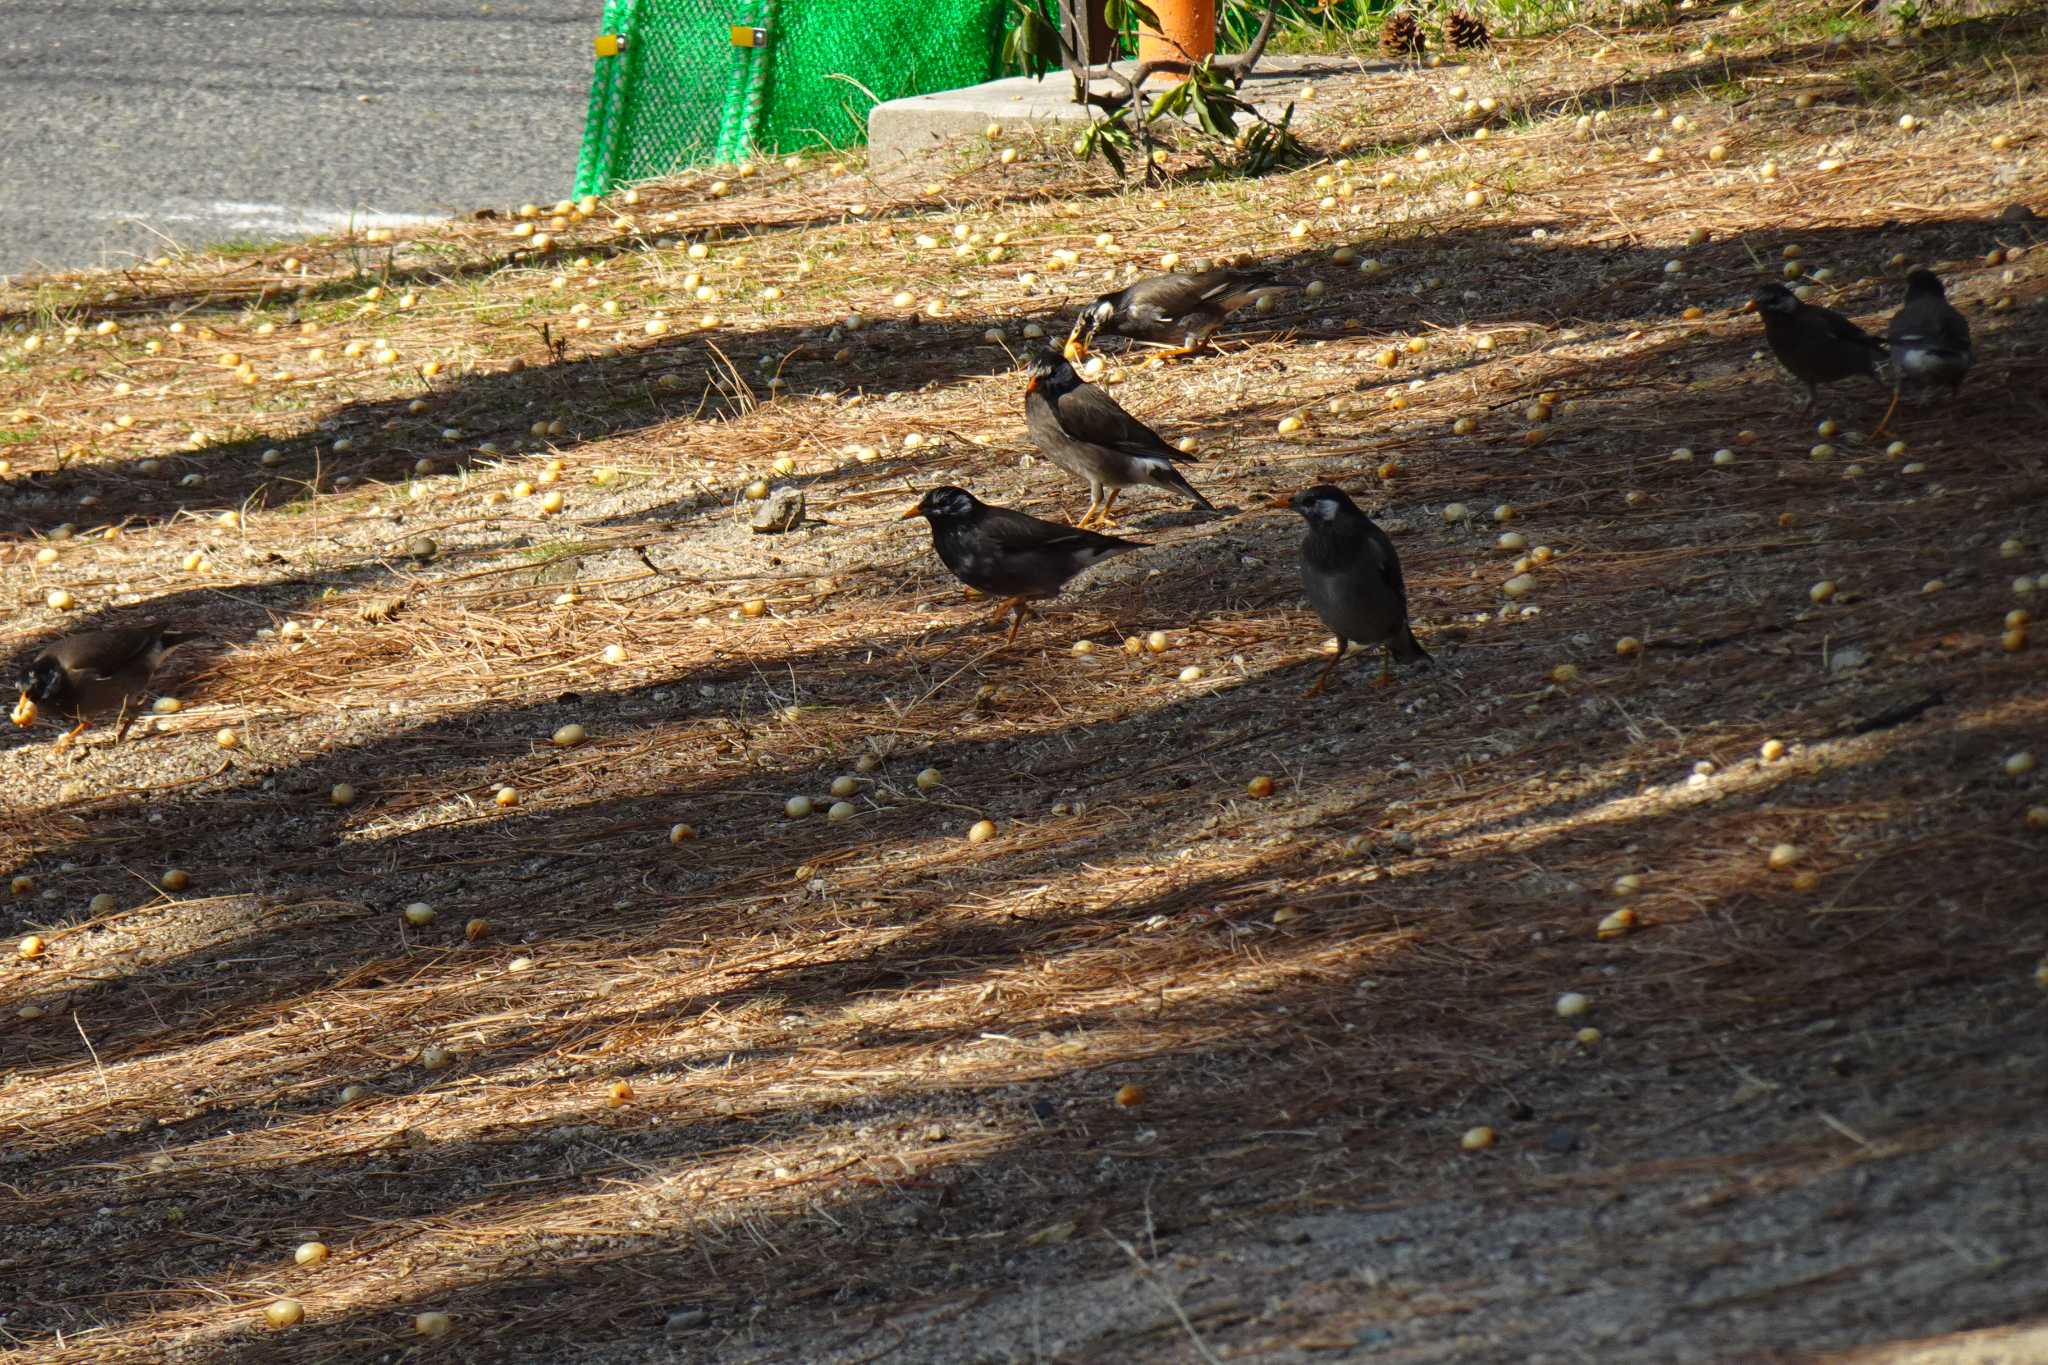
[1215, 3, 1278, 87]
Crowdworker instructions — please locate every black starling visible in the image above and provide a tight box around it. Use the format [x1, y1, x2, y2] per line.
[901, 486, 1145, 642]
[15, 625, 197, 747]
[1025, 348, 1212, 529]
[1887, 268, 1973, 400]
[1275, 485, 1429, 697]
[1065, 269, 1290, 360]
[1752, 282, 1887, 412]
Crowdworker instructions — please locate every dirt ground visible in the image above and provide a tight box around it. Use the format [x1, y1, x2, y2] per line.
[3, 3, 2046, 1361]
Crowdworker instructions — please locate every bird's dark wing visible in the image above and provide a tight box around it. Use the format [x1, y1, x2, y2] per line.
[1813, 307, 1887, 354]
[1119, 273, 1210, 321]
[1303, 521, 1404, 595]
[1196, 269, 1284, 309]
[1362, 523, 1408, 599]
[1122, 298, 1182, 329]
[974, 504, 1140, 555]
[1940, 307, 1971, 350]
[1890, 295, 1972, 349]
[1053, 383, 1189, 462]
[48, 628, 161, 678]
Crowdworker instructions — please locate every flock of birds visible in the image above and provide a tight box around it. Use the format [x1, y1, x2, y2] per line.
[13, 258, 1975, 750]
[900, 259, 1973, 684]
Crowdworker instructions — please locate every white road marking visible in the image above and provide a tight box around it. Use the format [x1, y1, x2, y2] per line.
[92, 199, 444, 237]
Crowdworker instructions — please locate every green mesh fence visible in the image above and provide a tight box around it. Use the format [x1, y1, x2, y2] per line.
[575, 0, 1044, 197]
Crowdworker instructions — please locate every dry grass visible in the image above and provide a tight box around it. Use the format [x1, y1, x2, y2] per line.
[3, 4, 2047, 1361]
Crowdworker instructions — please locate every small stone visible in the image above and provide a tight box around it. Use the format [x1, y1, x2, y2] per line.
[750, 485, 806, 534]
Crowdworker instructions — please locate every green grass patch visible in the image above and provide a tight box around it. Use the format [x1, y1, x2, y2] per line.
[206, 236, 292, 259]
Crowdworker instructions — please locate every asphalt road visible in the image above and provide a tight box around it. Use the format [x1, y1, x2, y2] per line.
[0, 0, 596, 278]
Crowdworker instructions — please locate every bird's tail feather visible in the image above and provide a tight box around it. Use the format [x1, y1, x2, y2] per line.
[1217, 281, 1291, 311]
[1150, 462, 1215, 511]
[1392, 625, 1431, 665]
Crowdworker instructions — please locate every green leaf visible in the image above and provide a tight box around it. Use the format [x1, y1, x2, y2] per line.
[1147, 79, 1192, 122]
[1095, 130, 1126, 176]
[1002, 0, 1060, 74]
[1082, 119, 1136, 176]
[1185, 82, 1239, 139]
[1105, 0, 1163, 31]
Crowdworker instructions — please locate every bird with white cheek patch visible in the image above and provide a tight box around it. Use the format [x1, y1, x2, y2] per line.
[901, 486, 1145, 644]
[1272, 485, 1430, 697]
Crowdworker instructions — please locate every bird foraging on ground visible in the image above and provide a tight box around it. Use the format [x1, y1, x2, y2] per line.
[1024, 348, 1212, 529]
[1885, 268, 1973, 412]
[1064, 269, 1291, 361]
[14, 626, 197, 748]
[1274, 485, 1429, 697]
[901, 487, 1144, 643]
[1751, 282, 1887, 412]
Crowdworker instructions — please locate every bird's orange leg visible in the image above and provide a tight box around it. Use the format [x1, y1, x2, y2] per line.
[1092, 488, 1121, 529]
[1374, 644, 1397, 689]
[1872, 381, 1903, 439]
[1002, 601, 1033, 645]
[1144, 342, 1205, 365]
[989, 595, 1026, 625]
[53, 720, 90, 751]
[1303, 648, 1344, 698]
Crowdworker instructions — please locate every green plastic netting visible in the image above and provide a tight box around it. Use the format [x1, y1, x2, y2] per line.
[575, 0, 1049, 196]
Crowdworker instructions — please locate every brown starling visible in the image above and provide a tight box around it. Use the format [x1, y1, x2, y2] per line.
[15, 625, 197, 747]
[1025, 348, 1213, 529]
[1752, 283, 1887, 411]
[1065, 268, 1290, 360]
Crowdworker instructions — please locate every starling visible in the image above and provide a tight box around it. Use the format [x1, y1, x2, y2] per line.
[1025, 348, 1213, 529]
[901, 486, 1145, 642]
[14, 625, 197, 747]
[1886, 268, 1972, 400]
[1752, 282, 1887, 412]
[1274, 485, 1429, 697]
[1065, 268, 1290, 360]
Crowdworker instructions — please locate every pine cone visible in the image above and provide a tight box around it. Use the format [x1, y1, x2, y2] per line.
[1380, 9, 1424, 57]
[1446, 10, 1491, 49]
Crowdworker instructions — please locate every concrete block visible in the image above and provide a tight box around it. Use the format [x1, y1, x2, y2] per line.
[867, 54, 1376, 169]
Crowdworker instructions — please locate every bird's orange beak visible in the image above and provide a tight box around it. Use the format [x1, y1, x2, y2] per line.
[11, 691, 37, 727]
[1265, 492, 1295, 511]
[899, 502, 925, 520]
[1736, 299, 1757, 315]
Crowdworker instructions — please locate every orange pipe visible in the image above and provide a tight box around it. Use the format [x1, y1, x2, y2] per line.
[1137, 0, 1214, 79]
